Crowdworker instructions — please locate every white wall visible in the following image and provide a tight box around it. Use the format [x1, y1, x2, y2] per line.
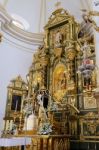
[46, 0, 88, 24]
[0, 38, 33, 134]
[5, 0, 43, 33]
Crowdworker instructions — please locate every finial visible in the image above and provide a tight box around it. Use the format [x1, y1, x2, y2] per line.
[3, 0, 9, 7]
[55, 1, 61, 10]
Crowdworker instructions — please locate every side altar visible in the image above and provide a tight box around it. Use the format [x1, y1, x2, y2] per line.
[2, 8, 97, 150]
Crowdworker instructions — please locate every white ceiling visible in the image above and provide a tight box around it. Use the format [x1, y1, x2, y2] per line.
[0, 0, 92, 33]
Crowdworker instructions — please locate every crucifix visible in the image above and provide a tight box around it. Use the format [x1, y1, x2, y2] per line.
[55, 1, 61, 10]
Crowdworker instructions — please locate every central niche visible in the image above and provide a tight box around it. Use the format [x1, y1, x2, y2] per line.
[11, 95, 22, 111]
[53, 63, 67, 101]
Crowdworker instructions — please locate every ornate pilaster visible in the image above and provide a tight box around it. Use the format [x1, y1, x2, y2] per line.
[94, 90, 99, 113]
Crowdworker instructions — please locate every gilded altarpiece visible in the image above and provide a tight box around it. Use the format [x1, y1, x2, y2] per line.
[3, 76, 27, 136]
[26, 9, 80, 139]
[28, 8, 97, 143]
[2, 8, 98, 150]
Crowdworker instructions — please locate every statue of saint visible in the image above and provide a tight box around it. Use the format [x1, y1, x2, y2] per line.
[37, 90, 48, 125]
[37, 91, 43, 105]
[55, 30, 62, 47]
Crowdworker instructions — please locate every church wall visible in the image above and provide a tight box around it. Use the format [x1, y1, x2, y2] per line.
[0, 39, 33, 135]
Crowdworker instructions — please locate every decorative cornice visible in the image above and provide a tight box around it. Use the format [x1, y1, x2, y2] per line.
[45, 8, 74, 29]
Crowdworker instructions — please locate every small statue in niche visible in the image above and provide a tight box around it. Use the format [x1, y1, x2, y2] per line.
[55, 30, 63, 47]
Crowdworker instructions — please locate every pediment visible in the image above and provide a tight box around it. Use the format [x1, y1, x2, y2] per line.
[45, 8, 73, 29]
[84, 112, 98, 118]
[7, 75, 27, 90]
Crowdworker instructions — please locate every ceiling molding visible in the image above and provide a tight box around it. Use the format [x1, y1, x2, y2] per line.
[0, 3, 44, 46]
[1, 22, 44, 46]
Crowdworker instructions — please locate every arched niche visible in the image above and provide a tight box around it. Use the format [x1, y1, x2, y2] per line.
[52, 63, 67, 101]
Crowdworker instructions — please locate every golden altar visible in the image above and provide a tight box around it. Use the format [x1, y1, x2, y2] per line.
[2, 7, 97, 150]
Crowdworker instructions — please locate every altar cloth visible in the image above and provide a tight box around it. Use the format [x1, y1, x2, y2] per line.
[0, 137, 31, 146]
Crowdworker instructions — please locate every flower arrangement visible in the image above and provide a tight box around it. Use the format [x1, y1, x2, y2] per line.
[38, 122, 52, 135]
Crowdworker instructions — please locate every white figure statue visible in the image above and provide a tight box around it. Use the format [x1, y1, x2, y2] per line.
[23, 112, 38, 131]
[37, 91, 48, 125]
[37, 92, 43, 106]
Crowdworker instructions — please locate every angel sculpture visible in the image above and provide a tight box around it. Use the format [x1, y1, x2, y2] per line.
[82, 9, 99, 32]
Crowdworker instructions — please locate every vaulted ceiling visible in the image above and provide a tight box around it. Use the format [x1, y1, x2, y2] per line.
[0, 0, 98, 49]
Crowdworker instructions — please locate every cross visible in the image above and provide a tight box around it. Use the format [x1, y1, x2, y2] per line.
[55, 1, 61, 9]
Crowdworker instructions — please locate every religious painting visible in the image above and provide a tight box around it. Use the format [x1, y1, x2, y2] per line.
[80, 112, 99, 139]
[49, 23, 69, 49]
[81, 119, 99, 139]
[53, 63, 67, 101]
